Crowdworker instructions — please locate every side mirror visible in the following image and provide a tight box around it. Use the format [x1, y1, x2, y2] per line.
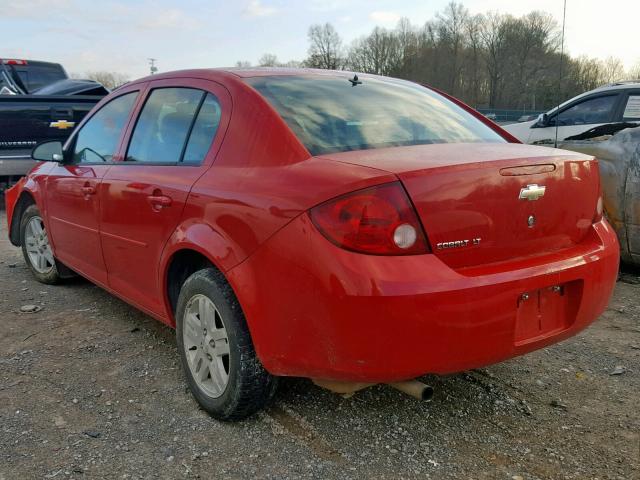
[32, 141, 64, 162]
[533, 113, 548, 128]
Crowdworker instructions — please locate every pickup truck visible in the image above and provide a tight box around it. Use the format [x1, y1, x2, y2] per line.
[0, 59, 109, 189]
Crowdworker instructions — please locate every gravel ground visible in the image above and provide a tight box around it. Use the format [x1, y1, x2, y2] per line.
[0, 210, 638, 480]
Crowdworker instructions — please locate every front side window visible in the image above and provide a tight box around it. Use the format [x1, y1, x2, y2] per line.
[72, 92, 138, 163]
[127, 88, 220, 164]
[551, 95, 617, 127]
[247, 75, 505, 155]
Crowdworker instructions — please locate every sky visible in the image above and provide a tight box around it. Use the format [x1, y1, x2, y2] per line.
[2, 0, 638, 80]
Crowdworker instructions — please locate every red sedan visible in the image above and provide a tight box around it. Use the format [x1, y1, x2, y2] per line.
[5, 69, 619, 420]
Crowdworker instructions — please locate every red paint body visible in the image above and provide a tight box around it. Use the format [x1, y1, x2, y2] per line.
[5, 69, 619, 383]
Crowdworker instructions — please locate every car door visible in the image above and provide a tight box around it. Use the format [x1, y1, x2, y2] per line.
[45, 88, 141, 285]
[99, 79, 230, 316]
[529, 93, 621, 143]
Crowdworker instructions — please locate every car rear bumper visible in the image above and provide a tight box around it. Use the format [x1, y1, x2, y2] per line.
[228, 215, 619, 382]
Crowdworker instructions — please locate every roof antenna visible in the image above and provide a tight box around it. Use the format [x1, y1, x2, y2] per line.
[349, 74, 362, 87]
[554, 0, 567, 148]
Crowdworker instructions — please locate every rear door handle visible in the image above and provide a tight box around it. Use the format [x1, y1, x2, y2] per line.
[147, 194, 172, 209]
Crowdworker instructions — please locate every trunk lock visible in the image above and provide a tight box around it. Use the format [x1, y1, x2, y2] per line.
[527, 215, 536, 228]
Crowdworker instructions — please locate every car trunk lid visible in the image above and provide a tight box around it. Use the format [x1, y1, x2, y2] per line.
[318, 143, 600, 269]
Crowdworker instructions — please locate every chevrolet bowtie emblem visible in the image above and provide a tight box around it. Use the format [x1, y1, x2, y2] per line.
[49, 120, 76, 130]
[519, 184, 546, 201]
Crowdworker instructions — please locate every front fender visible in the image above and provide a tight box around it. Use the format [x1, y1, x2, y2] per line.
[6, 174, 48, 246]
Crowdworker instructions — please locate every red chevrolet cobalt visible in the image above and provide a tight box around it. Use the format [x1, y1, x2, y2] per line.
[5, 69, 619, 420]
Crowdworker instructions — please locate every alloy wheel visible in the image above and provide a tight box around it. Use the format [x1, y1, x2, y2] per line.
[24, 216, 54, 274]
[182, 294, 231, 398]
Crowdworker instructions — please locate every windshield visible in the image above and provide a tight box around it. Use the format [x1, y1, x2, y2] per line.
[247, 75, 506, 155]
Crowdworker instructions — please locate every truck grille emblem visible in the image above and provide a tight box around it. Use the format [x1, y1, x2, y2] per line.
[49, 120, 76, 130]
[519, 184, 546, 201]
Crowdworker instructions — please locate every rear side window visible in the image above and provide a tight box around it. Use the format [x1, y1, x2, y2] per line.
[247, 76, 505, 155]
[72, 92, 138, 163]
[126, 88, 221, 164]
[622, 95, 640, 120]
[183, 94, 222, 163]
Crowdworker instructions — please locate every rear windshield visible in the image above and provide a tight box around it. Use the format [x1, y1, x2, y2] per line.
[247, 75, 506, 155]
[15, 64, 67, 91]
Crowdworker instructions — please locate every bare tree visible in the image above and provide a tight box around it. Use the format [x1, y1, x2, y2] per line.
[628, 61, 640, 80]
[235, 61, 252, 68]
[569, 56, 604, 92]
[435, 2, 469, 95]
[347, 27, 402, 76]
[235, 3, 624, 111]
[80, 71, 129, 89]
[462, 13, 484, 107]
[601, 56, 625, 83]
[306, 23, 343, 70]
[480, 13, 511, 108]
[258, 53, 279, 67]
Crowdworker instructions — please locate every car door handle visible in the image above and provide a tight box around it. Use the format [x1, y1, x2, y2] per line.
[81, 185, 96, 195]
[147, 194, 172, 209]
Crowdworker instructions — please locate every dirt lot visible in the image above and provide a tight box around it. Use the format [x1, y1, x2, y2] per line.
[0, 211, 638, 480]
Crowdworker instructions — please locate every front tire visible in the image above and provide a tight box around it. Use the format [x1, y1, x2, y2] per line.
[20, 204, 61, 285]
[176, 268, 277, 421]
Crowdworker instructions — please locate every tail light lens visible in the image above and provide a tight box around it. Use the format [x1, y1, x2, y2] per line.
[2, 59, 28, 65]
[309, 182, 430, 255]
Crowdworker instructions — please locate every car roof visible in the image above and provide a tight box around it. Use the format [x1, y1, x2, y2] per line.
[221, 67, 357, 78]
[546, 81, 640, 115]
[595, 81, 640, 89]
[124, 67, 389, 88]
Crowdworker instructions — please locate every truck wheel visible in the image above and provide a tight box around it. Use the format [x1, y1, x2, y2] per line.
[176, 268, 277, 421]
[19, 204, 62, 284]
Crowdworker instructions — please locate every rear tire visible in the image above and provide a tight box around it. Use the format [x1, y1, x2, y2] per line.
[19, 204, 62, 285]
[176, 268, 277, 421]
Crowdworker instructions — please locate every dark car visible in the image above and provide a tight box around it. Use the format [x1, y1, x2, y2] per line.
[504, 82, 640, 143]
[0, 59, 67, 93]
[0, 59, 109, 188]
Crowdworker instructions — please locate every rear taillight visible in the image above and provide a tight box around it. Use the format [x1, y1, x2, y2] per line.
[2, 59, 27, 65]
[309, 182, 430, 255]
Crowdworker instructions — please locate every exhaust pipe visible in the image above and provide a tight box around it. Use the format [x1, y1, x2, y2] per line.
[387, 380, 434, 401]
[312, 378, 434, 402]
